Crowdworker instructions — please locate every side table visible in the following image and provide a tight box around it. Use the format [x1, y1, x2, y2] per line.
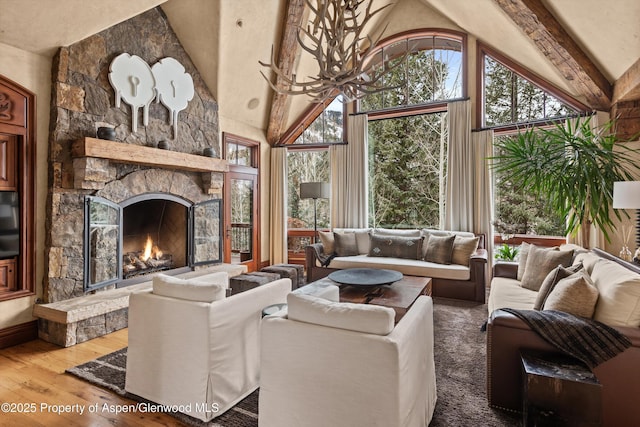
[520, 350, 602, 427]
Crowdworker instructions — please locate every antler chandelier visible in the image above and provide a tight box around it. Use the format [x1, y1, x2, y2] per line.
[260, 0, 399, 103]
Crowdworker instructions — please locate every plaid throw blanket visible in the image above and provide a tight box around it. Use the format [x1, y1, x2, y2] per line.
[500, 308, 632, 369]
[309, 244, 335, 267]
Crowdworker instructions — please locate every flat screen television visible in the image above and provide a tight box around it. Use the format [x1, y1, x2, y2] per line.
[0, 191, 19, 258]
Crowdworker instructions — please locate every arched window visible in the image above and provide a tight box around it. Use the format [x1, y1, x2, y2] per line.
[359, 31, 465, 113]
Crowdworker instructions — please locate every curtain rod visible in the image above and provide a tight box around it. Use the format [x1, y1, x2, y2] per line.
[349, 97, 470, 116]
[471, 110, 596, 133]
[274, 142, 348, 148]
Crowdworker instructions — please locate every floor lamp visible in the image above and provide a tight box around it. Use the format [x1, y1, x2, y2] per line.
[300, 182, 330, 244]
[613, 181, 640, 260]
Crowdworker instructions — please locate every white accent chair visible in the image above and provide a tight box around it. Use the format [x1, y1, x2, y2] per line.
[259, 292, 437, 427]
[125, 272, 292, 422]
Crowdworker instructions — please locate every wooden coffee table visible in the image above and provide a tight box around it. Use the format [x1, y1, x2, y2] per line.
[312, 274, 432, 323]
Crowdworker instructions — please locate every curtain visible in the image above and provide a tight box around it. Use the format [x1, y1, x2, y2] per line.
[330, 114, 368, 228]
[444, 99, 474, 232]
[474, 129, 495, 279]
[269, 147, 288, 264]
[566, 111, 608, 249]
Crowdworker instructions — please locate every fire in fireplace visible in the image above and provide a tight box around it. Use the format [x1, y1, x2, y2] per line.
[123, 234, 174, 278]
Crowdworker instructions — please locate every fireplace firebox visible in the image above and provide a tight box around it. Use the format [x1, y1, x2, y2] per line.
[84, 193, 222, 292]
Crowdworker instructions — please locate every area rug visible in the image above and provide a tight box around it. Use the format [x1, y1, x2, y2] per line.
[66, 297, 520, 426]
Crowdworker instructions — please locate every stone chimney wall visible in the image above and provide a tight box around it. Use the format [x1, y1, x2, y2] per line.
[45, 7, 222, 303]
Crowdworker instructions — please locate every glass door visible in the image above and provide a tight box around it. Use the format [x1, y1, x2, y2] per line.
[225, 172, 258, 271]
[223, 132, 260, 272]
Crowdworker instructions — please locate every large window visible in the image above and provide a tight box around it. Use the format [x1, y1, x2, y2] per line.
[368, 113, 447, 228]
[287, 149, 330, 252]
[480, 46, 588, 237]
[360, 32, 463, 228]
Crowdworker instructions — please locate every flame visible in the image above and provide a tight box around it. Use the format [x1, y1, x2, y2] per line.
[142, 235, 153, 261]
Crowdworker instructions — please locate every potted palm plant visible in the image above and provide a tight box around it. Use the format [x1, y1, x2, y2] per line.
[491, 116, 639, 245]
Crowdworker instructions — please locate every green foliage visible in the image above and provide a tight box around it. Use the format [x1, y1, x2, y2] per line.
[494, 244, 519, 261]
[493, 136, 565, 236]
[491, 116, 640, 242]
[368, 113, 447, 228]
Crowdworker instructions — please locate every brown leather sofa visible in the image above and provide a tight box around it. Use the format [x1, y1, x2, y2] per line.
[305, 231, 487, 302]
[487, 248, 640, 426]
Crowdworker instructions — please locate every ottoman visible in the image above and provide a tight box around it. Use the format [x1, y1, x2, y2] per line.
[261, 264, 305, 288]
[261, 265, 301, 289]
[229, 271, 280, 295]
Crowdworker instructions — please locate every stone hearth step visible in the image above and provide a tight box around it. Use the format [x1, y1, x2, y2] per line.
[33, 264, 246, 347]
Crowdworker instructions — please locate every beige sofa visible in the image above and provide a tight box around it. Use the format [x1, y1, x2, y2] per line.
[487, 247, 640, 426]
[306, 228, 488, 302]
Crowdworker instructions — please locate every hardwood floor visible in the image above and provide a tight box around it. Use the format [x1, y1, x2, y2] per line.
[0, 329, 186, 426]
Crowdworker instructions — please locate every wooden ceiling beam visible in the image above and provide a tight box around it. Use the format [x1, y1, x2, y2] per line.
[613, 57, 640, 104]
[265, 0, 306, 146]
[493, 0, 612, 110]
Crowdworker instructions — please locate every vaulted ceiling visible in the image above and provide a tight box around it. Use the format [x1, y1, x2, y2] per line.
[1, 0, 638, 142]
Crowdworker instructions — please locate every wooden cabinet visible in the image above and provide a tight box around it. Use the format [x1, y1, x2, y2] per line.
[0, 135, 16, 191]
[0, 257, 17, 293]
[0, 74, 36, 302]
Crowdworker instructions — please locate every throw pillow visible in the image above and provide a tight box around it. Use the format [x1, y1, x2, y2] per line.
[516, 242, 531, 281]
[333, 232, 359, 257]
[534, 262, 584, 310]
[152, 273, 227, 302]
[318, 230, 335, 254]
[353, 229, 372, 254]
[424, 234, 456, 264]
[590, 258, 640, 327]
[542, 271, 599, 318]
[520, 245, 574, 291]
[368, 233, 424, 260]
[451, 235, 480, 266]
[421, 229, 453, 258]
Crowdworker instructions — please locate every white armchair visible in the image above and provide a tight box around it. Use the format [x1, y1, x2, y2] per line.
[125, 272, 292, 422]
[259, 292, 437, 427]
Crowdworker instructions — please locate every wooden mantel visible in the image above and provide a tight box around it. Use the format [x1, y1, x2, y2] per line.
[72, 137, 228, 173]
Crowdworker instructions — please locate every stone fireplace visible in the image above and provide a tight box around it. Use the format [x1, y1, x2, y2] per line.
[84, 186, 223, 293]
[35, 8, 236, 346]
